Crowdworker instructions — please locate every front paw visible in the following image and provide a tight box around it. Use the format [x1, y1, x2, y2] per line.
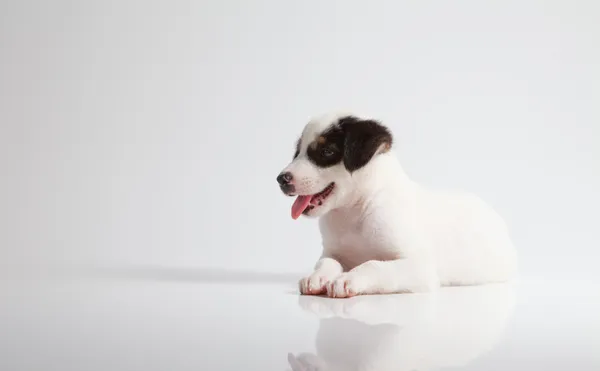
[326, 273, 368, 298]
[299, 274, 332, 295]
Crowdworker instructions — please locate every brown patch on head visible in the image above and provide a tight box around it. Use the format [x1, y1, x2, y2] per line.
[338, 116, 394, 172]
[306, 125, 345, 168]
[308, 135, 328, 151]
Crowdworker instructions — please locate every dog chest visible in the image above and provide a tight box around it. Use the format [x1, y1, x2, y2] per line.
[320, 211, 395, 270]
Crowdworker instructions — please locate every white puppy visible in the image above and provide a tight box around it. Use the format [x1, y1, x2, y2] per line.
[276, 112, 517, 298]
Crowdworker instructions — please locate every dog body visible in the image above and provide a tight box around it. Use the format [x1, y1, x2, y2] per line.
[277, 112, 517, 298]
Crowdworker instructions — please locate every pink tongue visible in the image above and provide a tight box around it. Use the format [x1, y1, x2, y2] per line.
[291, 195, 312, 220]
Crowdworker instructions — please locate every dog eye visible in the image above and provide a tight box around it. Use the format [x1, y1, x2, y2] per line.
[321, 148, 334, 157]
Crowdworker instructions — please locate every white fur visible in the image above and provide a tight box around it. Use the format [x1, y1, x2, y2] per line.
[282, 112, 518, 298]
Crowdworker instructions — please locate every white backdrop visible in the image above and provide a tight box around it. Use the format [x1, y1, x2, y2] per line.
[1, 0, 599, 279]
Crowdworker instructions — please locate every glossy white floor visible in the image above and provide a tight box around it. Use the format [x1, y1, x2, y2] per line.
[1, 267, 599, 371]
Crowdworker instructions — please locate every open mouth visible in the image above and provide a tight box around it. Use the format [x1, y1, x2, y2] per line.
[291, 182, 335, 220]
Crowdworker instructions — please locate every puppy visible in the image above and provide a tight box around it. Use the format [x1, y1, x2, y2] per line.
[276, 112, 517, 298]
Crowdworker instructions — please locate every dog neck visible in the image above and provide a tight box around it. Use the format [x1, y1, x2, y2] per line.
[340, 150, 417, 210]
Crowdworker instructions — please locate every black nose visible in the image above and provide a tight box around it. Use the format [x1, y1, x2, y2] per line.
[277, 172, 293, 185]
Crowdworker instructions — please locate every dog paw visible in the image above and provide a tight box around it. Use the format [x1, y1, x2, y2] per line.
[326, 273, 367, 298]
[299, 274, 331, 295]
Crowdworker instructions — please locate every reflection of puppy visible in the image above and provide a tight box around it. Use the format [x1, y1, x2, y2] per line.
[276, 112, 517, 298]
[288, 285, 515, 371]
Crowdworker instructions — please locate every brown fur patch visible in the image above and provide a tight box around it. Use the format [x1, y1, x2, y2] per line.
[317, 136, 326, 144]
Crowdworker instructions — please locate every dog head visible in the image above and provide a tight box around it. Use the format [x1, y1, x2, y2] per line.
[276, 112, 393, 220]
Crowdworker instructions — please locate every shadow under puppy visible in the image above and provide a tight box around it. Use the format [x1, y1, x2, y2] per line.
[276, 112, 517, 298]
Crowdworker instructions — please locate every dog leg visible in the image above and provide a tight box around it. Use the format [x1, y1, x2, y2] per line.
[299, 257, 344, 295]
[326, 258, 438, 298]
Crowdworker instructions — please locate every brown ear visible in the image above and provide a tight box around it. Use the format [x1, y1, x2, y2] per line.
[340, 116, 393, 172]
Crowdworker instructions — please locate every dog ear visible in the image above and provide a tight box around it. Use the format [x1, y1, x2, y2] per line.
[341, 117, 393, 172]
